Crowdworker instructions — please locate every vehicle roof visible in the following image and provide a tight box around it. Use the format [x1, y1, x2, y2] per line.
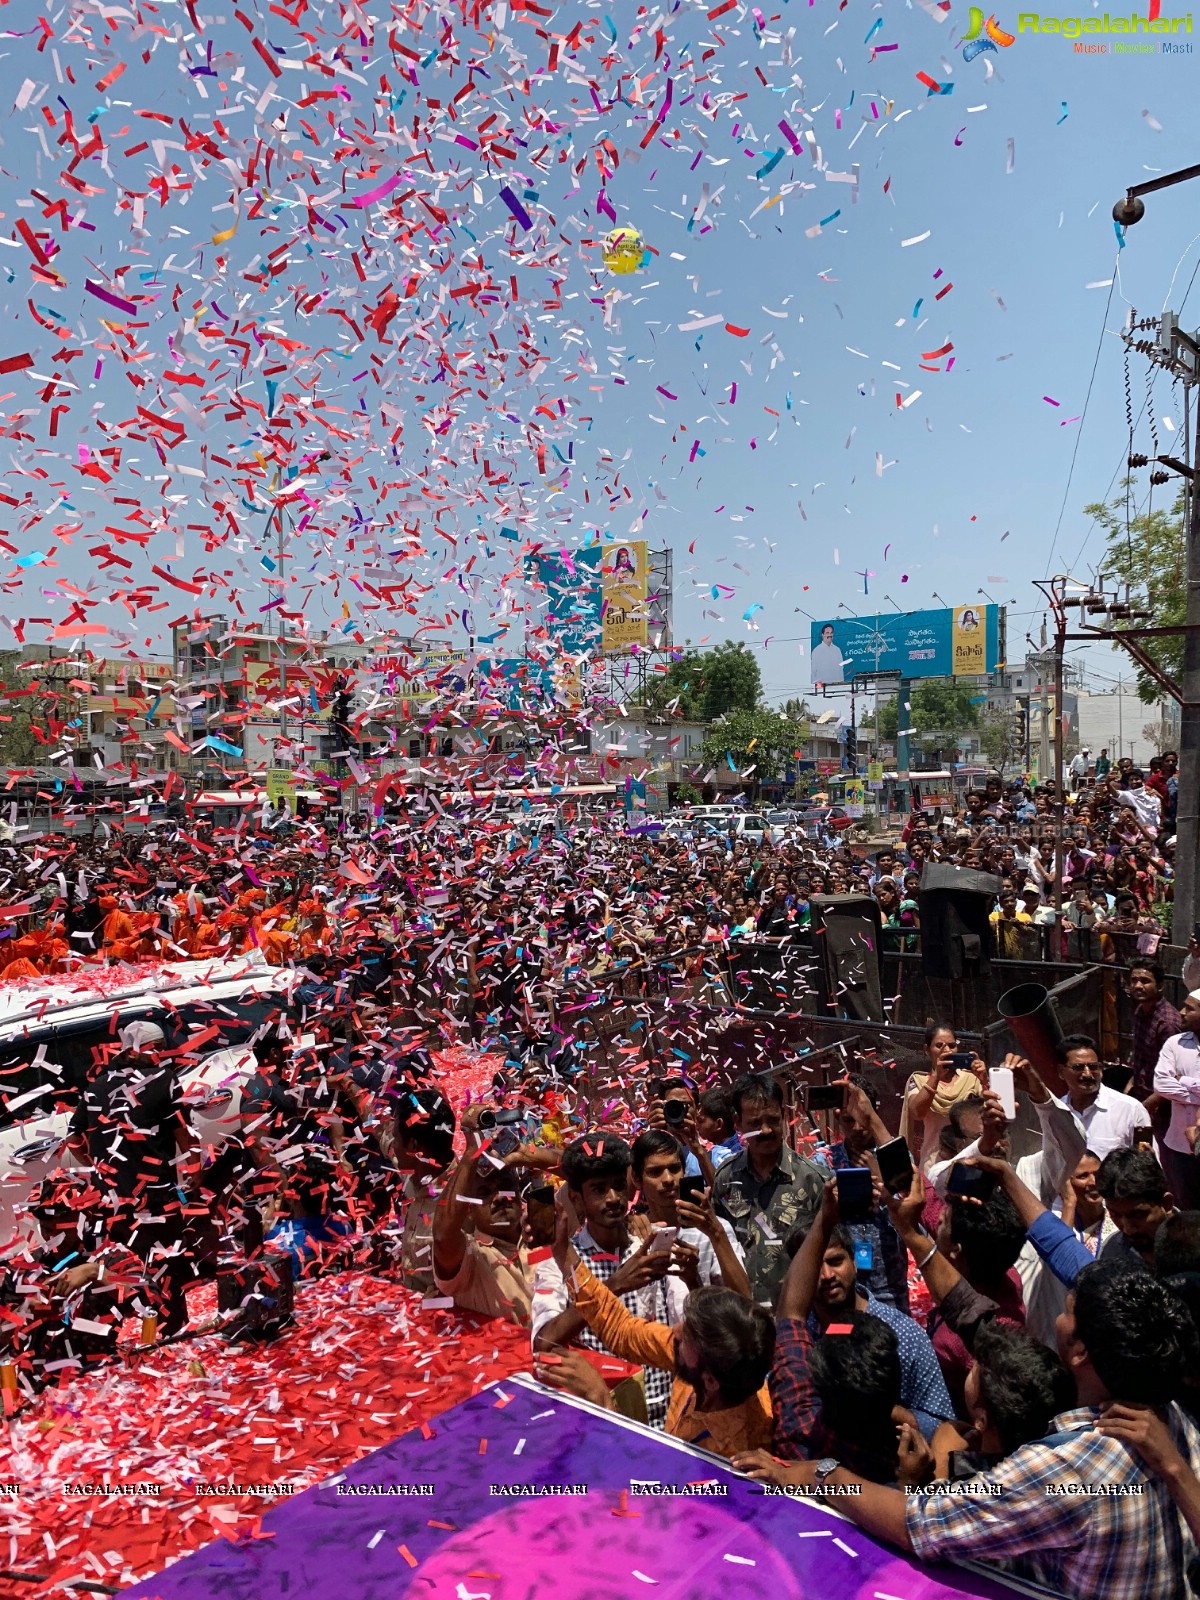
[0, 953, 293, 1035]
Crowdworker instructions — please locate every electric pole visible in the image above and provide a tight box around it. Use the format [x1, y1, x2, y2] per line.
[1113, 167, 1200, 946]
[1120, 310, 1199, 944]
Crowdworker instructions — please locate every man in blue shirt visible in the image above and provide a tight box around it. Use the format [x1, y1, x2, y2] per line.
[795, 1211, 953, 1441]
[814, 1075, 910, 1311]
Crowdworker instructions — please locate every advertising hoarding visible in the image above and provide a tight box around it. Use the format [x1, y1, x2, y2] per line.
[809, 605, 1000, 687]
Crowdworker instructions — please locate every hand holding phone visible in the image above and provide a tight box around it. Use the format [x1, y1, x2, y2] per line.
[947, 1163, 996, 1202]
[991, 1066, 1017, 1121]
[835, 1167, 875, 1223]
[646, 1226, 678, 1256]
[874, 1137, 914, 1196]
[806, 1082, 844, 1113]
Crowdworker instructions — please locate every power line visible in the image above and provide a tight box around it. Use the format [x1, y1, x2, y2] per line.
[1043, 271, 1117, 578]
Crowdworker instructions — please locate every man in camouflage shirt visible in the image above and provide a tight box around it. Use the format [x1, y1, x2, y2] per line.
[712, 1073, 826, 1307]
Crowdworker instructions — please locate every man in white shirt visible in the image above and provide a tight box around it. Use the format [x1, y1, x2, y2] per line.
[626, 1129, 750, 1320]
[1069, 748, 1090, 784]
[1052, 1033, 1150, 1160]
[1116, 770, 1163, 833]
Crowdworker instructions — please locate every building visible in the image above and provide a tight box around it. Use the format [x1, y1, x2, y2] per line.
[11, 648, 176, 773]
[1075, 688, 1180, 767]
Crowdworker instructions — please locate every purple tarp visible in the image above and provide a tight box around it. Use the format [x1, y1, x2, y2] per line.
[127, 1374, 1051, 1600]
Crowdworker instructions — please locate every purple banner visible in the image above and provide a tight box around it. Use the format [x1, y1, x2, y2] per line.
[128, 1376, 1044, 1600]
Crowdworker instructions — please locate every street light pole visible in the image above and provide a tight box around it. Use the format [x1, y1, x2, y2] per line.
[1113, 163, 1200, 943]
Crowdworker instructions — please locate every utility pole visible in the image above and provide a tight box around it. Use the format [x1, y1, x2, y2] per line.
[1113, 168, 1200, 946]
[1034, 578, 1073, 921]
[1120, 310, 1199, 943]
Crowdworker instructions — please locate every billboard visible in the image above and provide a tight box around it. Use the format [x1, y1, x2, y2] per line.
[809, 604, 1000, 687]
[526, 545, 604, 656]
[602, 539, 648, 650]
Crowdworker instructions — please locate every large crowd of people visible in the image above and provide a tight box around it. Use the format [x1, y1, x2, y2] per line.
[2, 751, 1200, 1596]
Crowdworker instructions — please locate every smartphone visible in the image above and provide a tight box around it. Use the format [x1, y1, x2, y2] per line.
[874, 1137, 914, 1196]
[947, 1163, 996, 1202]
[646, 1226, 678, 1255]
[949, 1052, 974, 1071]
[678, 1175, 707, 1206]
[991, 1066, 1017, 1121]
[1193, 921, 1200, 947]
[835, 1167, 875, 1223]
[806, 1082, 844, 1113]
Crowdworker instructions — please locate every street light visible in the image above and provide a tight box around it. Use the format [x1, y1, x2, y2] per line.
[1113, 161, 1200, 228]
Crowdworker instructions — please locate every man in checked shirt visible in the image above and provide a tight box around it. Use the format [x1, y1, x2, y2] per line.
[531, 1134, 675, 1429]
[736, 1250, 1200, 1600]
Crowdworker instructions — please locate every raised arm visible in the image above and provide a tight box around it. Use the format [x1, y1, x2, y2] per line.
[777, 1179, 839, 1321]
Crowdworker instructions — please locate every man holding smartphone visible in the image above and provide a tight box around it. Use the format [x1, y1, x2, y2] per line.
[814, 1076, 911, 1312]
[629, 1130, 751, 1311]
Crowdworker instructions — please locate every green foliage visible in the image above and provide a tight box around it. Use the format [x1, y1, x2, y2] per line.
[673, 779, 702, 807]
[699, 707, 803, 785]
[978, 710, 1024, 776]
[643, 640, 762, 721]
[1084, 480, 1185, 705]
[0, 652, 44, 767]
[870, 680, 980, 750]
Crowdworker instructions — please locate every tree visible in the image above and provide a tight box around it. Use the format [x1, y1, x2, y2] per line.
[0, 652, 56, 766]
[1085, 480, 1184, 705]
[978, 710, 1025, 776]
[869, 680, 979, 751]
[698, 707, 804, 793]
[698, 641, 762, 720]
[1142, 716, 1177, 755]
[782, 697, 811, 722]
[642, 640, 762, 721]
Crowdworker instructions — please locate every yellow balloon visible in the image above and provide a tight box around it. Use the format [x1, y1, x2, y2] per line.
[602, 226, 645, 275]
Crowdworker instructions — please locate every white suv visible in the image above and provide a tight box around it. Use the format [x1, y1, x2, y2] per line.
[0, 954, 298, 1246]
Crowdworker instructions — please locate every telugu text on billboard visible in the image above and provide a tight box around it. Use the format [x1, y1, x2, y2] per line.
[808, 605, 998, 687]
[602, 539, 648, 650]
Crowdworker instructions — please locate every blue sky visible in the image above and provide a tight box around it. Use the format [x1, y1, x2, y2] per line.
[0, 0, 1196, 714]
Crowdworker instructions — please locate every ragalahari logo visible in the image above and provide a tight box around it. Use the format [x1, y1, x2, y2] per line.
[962, 7, 1017, 57]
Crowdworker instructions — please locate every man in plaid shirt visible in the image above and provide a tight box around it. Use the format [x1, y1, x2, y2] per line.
[737, 1255, 1200, 1599]
[531, 1134, 674, 1428]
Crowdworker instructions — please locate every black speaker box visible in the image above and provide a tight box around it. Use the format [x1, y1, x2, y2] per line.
[810, 894, 885, 1021]
[917, 863, 1002, 980]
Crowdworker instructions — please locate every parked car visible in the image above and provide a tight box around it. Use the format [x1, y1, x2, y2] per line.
[796, 805, 855, 840]
[0, 954, 298, 1245]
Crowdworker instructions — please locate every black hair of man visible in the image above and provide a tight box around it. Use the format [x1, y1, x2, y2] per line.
[972, 1321, 1075, 1457]
[1096, 1147, 1170, 1206]
[844, 1071, 880, 1110]
[729, 1072, 783, 1120]
[631, 1128, 686, 1178]
[809, 1315, 903, 1480]
[1128, 958, 1166, 986]
[949, 1189, 1027, 1283]
[561, 1133, 632, 1193]
[393, 1087, 457, 1170]
[948, 1096, 986, 1141]
[1055, 1032, 1099, 1065]
[698, 1084, 734, 1135]
[782, 1219, 856, 1260]
[653, 1077, 692, 1099]
[1073, 1258, 1200, 1406]
[1155, 1211, 1200, 1278]
[680, 1286, 776, 1407]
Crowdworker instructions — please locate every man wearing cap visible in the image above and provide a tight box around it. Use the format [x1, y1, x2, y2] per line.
[1019, 881, 1055, 928]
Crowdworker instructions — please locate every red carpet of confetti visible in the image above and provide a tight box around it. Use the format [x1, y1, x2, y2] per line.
[0, 1274, 530, 1595]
